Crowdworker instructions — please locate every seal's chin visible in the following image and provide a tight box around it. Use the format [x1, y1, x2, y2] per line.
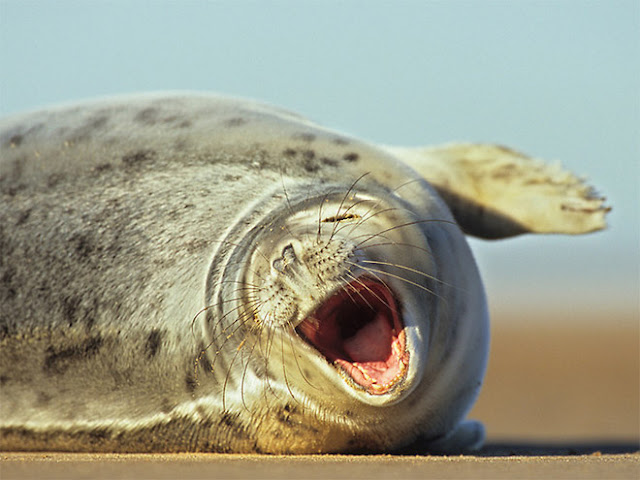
[296, 279, 409, 395]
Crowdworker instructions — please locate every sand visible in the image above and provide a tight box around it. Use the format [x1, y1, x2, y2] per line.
[2, 312, 639, 479]
[2, 451, 639, 480]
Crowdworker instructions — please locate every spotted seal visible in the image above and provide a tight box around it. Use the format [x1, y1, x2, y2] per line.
[0, 93, 609, 453]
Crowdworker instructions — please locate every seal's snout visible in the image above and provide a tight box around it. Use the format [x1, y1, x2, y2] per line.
[296, 278, 409, 395]
[272, 243, 297, 272]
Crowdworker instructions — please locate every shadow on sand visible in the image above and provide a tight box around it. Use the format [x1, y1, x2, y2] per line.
[474, 442, 639, 457]
[393, 440, 639, 457]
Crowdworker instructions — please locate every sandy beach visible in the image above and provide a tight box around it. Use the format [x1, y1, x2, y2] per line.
[2, 312, 638, 479]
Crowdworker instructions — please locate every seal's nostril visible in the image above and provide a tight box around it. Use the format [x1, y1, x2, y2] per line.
[272, 258, 284, 272]
[282, 244, 296, 263]
[273, 244, 297, 272]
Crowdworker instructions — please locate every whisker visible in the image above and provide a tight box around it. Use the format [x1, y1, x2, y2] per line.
[280, 330, 298, 402]
[284, 323, 320, 391]
[261, 315, 289, 402]
[196, 295, 266, 374]
[328, 173, 370, 242]
[208, 236, 272, 267]
[358, 259, 454, 288]
[345, 260, 443, 301]
[355, 240, 436, 262]
[316, 190, 332, 243]
[390, 176, 424, 195]
[239, 329, 264, 412]
[352, 218, 457, 247]
[190, 281, 266, 334]
[348, 274, 392, 310]
[333, 198, 399, 240]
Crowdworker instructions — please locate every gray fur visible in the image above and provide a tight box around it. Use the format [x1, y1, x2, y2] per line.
[0, 93, 600, 454]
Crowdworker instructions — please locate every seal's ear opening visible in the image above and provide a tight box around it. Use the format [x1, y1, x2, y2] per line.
[296, 279, 408, 395]
[382, 143, 610, 239]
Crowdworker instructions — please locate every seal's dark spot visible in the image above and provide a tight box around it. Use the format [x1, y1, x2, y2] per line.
[2, 123, 45, 149]
[0, 375, 8, 386]
[172, 139, 188, 151]
[134, 107, 159, 125]
[219, 412, 238, 428]
[183, 238, 208, 254]
[111, 367, 135, 390]
[84, 309, 96, 330]
[8, 134, 23, 147]
[0, 324, 11, 340]
[47, 173, 64, 188]
[87, 116, 108, 130]
[122, 149, 156, 166]
[199, 355, 213, 374]
[223, 174, 241, 182]
[302, 149, 315, 160]
[333, 137, 349, 146]
[303, 158, 320, 173]
[343, 152, 359, 162]
[160, 398, 174, 413]
[293, 133, 316, 142]
[277, 411, 292, 425]
[321, 157, 339, 167]
[162, 115, 178, 124]
[185, 371, 198, 393]
[94, 163, 113, 173]
[282, 148, 297, 158]
[3, 158, 24, 184]
[66, 116, 109, 144]
[491, 164, 518, 180]
[3, 184, 26, 197]
[134, 107, 191, 129]
[16, 208, 31, 225]
[145, 329, 163, 358]
[224, 117, 247, 127]
[88, 428, 110, 441]
[199, 416, 214, 430]
[344, 441, 366, 453]
[62, 296, 81, 326]
[1, 266, 17, 300]
[83, 116, 108, 134]
[71, 233, 95, 258]
[306, 424, 320, 435]
[44, 335, 103, 374]
[36, 391, 52, 407]
[196, 405, 208, 419]
[196, 344, 213, 373]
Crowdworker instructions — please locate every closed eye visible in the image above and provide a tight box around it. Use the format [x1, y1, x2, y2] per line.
[321, 214, 361, 223]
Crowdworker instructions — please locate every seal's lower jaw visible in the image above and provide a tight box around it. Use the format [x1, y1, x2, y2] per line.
[296, 279, 409, 395]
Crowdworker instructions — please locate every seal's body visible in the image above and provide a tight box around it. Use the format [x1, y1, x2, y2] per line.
[0, 94, 608, 453]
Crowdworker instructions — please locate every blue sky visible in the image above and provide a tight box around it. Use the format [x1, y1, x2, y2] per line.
[1, 0, 638, 323]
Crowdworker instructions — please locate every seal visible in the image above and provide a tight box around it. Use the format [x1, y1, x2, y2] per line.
[0, 93, 609, 454]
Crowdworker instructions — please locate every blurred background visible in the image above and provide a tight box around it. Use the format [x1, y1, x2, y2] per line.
[1, 0, 638, 442]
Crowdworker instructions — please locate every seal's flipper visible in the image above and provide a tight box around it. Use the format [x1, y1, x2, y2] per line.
[384, 144, 610, 239]
[402, 420, 485, 454]
[426, 420, 485, 454]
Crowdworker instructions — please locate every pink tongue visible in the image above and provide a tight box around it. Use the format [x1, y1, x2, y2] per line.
[343, 311, 393, 363]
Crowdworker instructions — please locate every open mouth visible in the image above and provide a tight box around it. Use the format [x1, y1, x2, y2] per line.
[295, 278, 409, 395]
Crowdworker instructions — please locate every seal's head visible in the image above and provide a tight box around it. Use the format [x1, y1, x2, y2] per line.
[246, 187, 432, 403]
[205, 174, 489, 452]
